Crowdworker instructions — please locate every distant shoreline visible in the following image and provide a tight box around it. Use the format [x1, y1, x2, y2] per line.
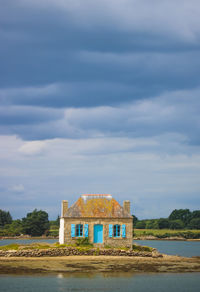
[1, 236, 200, 242]
[0, 255, 200, 274]
[133, 236, 200, 241]
[0, 236, 58, 240]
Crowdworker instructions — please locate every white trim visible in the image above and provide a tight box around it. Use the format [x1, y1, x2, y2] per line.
[81, 194, 112, 202]
[59, 218, 65, 244]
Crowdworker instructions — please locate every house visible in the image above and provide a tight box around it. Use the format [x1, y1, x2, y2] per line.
[59, 194, 133, 248]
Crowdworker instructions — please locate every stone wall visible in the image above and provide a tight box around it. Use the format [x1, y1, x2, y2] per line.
[63, 217, 133, 248]
[0, 247, 162, 258]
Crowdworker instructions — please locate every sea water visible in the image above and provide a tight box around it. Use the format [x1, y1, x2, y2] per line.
[1, 239, 199, 257]
[0, 273, 200, 292]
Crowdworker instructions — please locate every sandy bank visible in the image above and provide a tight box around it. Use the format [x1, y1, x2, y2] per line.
[0, 255, 200, 274]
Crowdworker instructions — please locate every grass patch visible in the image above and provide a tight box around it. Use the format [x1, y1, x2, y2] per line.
[104, 245, 112, 249]
[76, 246, 93, 252]
[0, 243, 20, 251]
[132, 244, 153, 252]
[53, 243, 76, 248]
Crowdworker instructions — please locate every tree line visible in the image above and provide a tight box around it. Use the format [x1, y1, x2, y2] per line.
[133, 209, 200, 230]
[1, 208, 200, 237]
[0, 209, 59, 236]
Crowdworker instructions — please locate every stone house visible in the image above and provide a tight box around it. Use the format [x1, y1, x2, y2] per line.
[59, 194, 133, 248]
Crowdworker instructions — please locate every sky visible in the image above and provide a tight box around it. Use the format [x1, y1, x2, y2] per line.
[0, 0, 200, 220]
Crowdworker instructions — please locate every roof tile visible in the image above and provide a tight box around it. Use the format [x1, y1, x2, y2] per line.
[64, 194, 132, 218]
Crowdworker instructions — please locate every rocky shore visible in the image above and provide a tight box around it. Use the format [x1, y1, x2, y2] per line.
[0, 246, 161, 258]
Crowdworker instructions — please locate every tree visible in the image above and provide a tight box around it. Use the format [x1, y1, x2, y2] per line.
[0, 209, 12, 227]
[55, 215, 60, 226]
[157, 218, 170, 229]
[169, 219, 184, 230]
[135, 221, 146, 229]
[22, 209, 49, 236]
[132, 215, 138, 225]
[169, 209, 191, 225]
[145, 220, 159, 229]
[187, 218, 200, 230]
[191, 210, 200, 219]
[4, 220, 23, 236]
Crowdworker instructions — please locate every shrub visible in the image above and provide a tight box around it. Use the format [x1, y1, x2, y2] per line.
[132, 244, 153, 252]
[76, 237, 93, 247]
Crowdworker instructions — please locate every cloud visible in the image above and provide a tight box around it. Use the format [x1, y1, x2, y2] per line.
[1, 0, 200, 91]
[9, 184, 25, 193]
[19, 141, 47, 155]
[0, 1, 200, 219]
[1, 49, 200, 108]
[1, 134, 200, 219]
[0, 105, 62, 125]
[19, 0, 200, 41]
[0, 87, 199, 145]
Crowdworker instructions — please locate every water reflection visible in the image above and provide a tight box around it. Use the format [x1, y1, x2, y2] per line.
[1, 273, 200, 292]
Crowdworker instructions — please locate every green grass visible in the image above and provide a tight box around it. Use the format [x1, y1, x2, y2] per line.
[133, 229, 200, 239]
[132, 244, 153, 252]
[0, 242, 154, 254]
[0, 243, 20, 251]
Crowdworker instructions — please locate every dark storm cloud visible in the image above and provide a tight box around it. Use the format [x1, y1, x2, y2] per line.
[0, 106, 62, 125]
[0, 0, 200, 143]
[0, 0, 200, 92]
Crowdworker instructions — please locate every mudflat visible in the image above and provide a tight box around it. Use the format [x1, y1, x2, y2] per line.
[0, 255, 200, 274]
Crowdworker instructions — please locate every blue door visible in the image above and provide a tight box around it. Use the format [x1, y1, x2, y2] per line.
[94, 224, 103, 243]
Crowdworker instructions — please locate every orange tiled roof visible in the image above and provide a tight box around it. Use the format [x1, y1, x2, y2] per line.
[64, 194, 132, 218]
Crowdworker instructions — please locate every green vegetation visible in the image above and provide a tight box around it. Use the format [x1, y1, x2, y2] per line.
[132, 244, 153, 252]
[48, 216, 59, 237]
[22, 209, 50, 236]
[134, 229, 200, 239]
[76, 237, 93, 247]
[0, 243, 20, 251]
[0, 210, 12, 227]
[134, 209, 200, 231]
[0, 207, 199, 238]
[0, 219, 23, 236]
[0, 209, 50, 237]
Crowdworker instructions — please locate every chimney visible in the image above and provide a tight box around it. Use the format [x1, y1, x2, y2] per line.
[123, 200, 130, 214]
[61, 200, 68, 217]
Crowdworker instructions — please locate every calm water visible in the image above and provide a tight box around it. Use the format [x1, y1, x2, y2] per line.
[134, 240, 200, 257]
[1, 238, 200, 257]
[0, 239, 57, 246]
[0, 239, 200, 291]
[0, 273, 200, 292]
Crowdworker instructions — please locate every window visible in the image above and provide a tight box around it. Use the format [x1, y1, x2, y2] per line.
[113, 224, 120, 237]
[76, 224, 83, 237]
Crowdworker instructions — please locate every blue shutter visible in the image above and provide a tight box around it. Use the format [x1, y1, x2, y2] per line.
[109, 224, 113, 237]
[84, 224, 89, 237]
[122, 224, 126, 238]
[71, 224, 75, 237]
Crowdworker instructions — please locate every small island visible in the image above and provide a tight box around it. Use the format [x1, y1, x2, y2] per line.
[1, 199, 200, 275]
[0, 242, 200, 274]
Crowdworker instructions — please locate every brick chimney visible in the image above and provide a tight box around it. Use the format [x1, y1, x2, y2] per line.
[123, 200, 130, 214]
[61, 200, 68, 217]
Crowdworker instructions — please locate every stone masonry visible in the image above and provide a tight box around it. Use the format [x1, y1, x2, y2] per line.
[59, 194, 133, 249]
